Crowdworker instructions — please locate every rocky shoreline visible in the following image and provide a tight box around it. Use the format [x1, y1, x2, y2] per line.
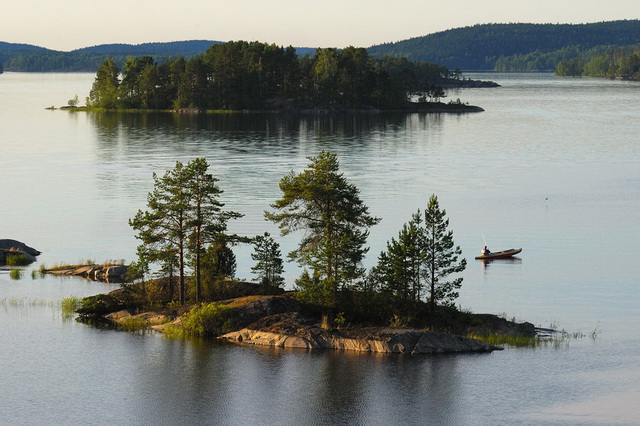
[220, 325, 500, 354]
[97, 295, 537, 355]
[45, 264, 129, 282]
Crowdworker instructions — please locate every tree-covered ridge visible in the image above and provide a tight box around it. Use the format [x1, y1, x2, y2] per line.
[86, 41, 464, 111]
[555, 45, 640, 79]
[368, 20, 640, 70]
[0, 40, 220, 72]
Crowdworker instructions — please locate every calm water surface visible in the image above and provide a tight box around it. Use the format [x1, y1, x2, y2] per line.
[1, 72, 639, 424]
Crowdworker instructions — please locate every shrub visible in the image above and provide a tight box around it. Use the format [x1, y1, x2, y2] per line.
[165, 302, 235, 338]
[76, 290, 136, 317]
[5, 253, 34, 266]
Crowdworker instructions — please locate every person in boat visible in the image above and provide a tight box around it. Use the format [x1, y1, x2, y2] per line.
[481, 245, 491, 256]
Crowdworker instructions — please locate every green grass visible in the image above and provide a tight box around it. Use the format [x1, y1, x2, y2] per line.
[468, 333, 549, 348]
[468, 326, 600, 349]
[117, 317, 149, 331]
[9, 269, 23, 280]
[5, 253, 34, 266]
[61, 296, 82, 319]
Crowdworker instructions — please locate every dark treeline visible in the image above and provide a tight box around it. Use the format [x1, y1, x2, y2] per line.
[87, 40, 460, 111]
[5, 21, 640, 73]
[369, 21, 640, 70]
[4, 51, 185, 72]
[0, 40, 217, 72]
[555, 45, 640, 79]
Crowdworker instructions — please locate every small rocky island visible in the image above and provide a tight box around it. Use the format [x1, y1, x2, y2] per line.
[0, 239, 41, 265]
[44, 263, 129, 282]
[81, 289, 535, 355]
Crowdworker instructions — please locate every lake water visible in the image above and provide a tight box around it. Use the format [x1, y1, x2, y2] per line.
[1, 72, 639, 425]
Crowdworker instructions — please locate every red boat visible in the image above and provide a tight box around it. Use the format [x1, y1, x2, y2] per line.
[475, 248, 522, 260]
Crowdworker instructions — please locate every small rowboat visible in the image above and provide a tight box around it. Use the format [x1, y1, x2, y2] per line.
[475, 248, 522, 260]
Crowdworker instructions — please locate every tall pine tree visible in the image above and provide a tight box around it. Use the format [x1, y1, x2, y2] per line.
[265, 151, 379, 306]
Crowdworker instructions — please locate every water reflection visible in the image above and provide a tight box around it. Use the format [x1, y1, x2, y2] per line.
[126, 338, 474, 424]
[479, 257, 523, 267]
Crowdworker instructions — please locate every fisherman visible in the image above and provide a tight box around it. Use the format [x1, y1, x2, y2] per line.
[481, 245, 491, 256]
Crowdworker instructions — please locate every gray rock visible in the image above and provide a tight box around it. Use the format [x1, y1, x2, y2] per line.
[104, 265, 128, 278]
[0, 239, 41, 257]
[220, 328, 500, 354]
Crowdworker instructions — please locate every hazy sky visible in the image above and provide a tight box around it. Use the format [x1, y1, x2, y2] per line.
[4, 0, 640, 51]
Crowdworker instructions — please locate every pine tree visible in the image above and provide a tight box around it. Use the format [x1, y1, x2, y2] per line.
[129, 158, 241, 304]
[265, 151, 380, 306]
[251, 232, 285, 291]
[372, 194, 466, 321]
[423, 194, 466, 318]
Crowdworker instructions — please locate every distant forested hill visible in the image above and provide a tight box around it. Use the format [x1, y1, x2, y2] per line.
[0, 40, 221, 72]
[0, 40, 319, 72]
[367, 20, 640, 71]
[74, 40, 218, 56]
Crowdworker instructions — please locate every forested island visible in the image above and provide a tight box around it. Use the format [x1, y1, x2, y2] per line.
[81, 41, 487, 112]
[71, 154, 539, 353]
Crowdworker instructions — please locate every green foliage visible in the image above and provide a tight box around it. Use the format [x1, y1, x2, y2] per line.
[9, 269, 22, 280]
[251, 232, 285, 291]
[4, 253, 34, 266]
[388, 313, 412, 328]
[555, 45, 640, 79]
[266, 151, 380, 307]
[61, 296, 81, 319]
[423, 194, 467, 316]
[199, 238, 237, 300]
[164, 302, 235, 338]
[129, 158, 242, 304]
[87, 57, 120, 108]
[368, 20, 640, 70]
[371, 194, 466, 321]
[67, 95, 79, 107]
[0, 40, 215, 72]
[76, 291, 136, 316]
[82, 41, 463, 111]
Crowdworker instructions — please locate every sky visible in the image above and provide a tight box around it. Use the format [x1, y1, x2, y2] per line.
[3, 0, 640, 51]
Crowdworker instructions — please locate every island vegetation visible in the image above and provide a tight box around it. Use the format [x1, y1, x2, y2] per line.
[75, 153, 538, 351]
[82, 41, 480, 112]
[555, 45, 640, 79]
[0, 40, 218, 72]
[368, 20, 640, 71]
[4, 21, 640, 74]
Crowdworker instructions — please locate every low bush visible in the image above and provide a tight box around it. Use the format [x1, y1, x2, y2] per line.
[5, 253, 34, 266]
[164, 302, 236, 338]
[76, 290, 137, 317]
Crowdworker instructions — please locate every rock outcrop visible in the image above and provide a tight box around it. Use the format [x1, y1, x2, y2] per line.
[220, 323, 499, 354]
[0, 239, 41, 263]
[216, 298, 502, 354]
[45, 264, 129, 282]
